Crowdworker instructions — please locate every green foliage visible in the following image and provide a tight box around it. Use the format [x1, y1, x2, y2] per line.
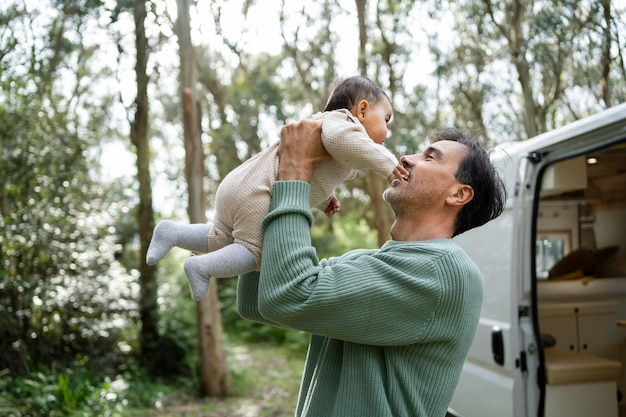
[217, 276, 311, 353]
[0, 364, 124, 417]
[0, 0, 138, 376]
[0, 361, 204, 417]
[311, 207, 379, 259]
[153, 253, 203, 376]
[200, 53, 291, 181]
[2, 1, 626, 413]
[428, 0, 626, 141]
[0, 341, 306, 417]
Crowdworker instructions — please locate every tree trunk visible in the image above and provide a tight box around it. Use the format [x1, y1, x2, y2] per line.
[364, 172, 393, 245]
[482, 0, 539, 138]
[600, 0, 612, 108]
[508, 0, 538, 138]
[355, 0, 392, 246]
[355, 0, 367, 74]
[176, 0, 232, 398]
[131, 0, 160, 370]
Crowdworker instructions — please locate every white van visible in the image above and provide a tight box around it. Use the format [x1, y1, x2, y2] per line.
[448, 103, 626, 417]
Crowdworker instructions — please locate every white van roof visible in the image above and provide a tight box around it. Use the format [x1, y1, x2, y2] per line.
[494, 102, 626, 158]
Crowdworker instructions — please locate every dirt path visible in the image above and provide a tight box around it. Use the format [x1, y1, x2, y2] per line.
[153, 343, 305, 417]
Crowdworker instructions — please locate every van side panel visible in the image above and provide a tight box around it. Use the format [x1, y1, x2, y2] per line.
[450, 195, 520, 416]
[450, 320, 516, 416]
[457, 150, 519, 321]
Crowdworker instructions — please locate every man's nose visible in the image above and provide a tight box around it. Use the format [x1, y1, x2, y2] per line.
[400, 155, 415, 166]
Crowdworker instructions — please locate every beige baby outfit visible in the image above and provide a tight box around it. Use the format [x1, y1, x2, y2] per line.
[208, 108, 400, 269]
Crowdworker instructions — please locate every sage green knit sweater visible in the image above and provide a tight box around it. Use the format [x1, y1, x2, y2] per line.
[237, 181, 484, 417]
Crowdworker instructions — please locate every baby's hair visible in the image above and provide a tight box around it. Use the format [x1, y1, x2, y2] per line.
[324, 76, 389, 112]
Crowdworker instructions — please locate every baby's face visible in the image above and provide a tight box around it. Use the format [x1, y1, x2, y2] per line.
[361, 98, 393, 144]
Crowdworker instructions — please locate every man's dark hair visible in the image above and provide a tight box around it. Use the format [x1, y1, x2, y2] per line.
[324, 76, 389, 112]
[429, 128, 506, 237]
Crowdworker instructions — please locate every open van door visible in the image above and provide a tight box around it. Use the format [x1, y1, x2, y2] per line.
[449, 103, 626, 417]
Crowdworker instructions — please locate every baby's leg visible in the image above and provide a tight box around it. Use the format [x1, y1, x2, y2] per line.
[146, 220, 211, 265]
[184, 243, 257, 301]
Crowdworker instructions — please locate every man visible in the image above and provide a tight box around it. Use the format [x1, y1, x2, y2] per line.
[237, 119, 506, 417]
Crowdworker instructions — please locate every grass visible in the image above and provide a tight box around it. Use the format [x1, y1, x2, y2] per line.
[0, 341, 306, 417]
[126, 342, 306, 417]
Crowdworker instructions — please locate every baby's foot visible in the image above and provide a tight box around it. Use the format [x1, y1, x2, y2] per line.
[184, 257, 211, 300]
[146, 220, 176, 265]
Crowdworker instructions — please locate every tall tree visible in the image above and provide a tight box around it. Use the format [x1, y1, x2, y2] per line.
[575, 0, 626, 110]
[130, 0, 161, 371]
[279, 0, 338, 108]
[354, 0, 424, 245]
[484, 0, 540, 137]
[353, 0, 392, 245]
[428, 0, 626, 140]
[600, 0, 613, 107]
[425, 1, 497, 146]
[175, 0, 232, 398]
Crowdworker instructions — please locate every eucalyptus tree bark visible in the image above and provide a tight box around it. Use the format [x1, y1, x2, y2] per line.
[355, 0, 367, 74]
[600, 0, 613, 108]
[175, 0, 232, 398]
[131, 0, 160, 371]
[356, 0, 394, 246]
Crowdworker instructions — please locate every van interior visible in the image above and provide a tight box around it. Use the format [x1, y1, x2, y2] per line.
[535, 140, 626, 417]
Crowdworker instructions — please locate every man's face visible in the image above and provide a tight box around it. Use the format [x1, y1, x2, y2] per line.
[383, 140, 469, 215]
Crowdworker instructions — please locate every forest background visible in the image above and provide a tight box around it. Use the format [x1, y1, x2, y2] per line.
[1, 0, 626, 415]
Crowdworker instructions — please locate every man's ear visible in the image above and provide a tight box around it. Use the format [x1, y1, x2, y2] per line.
[446, 184, 474, 207]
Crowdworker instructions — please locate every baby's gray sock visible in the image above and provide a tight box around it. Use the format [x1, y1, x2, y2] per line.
[183, 243, 257, 300]
[146, 220, 211, 265]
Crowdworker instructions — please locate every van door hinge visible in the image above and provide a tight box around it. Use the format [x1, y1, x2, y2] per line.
[519, 306, 530, 317]
[491, 326, 505, 366]
[527, 151, 544, 163]
[516, 351, 528, 372]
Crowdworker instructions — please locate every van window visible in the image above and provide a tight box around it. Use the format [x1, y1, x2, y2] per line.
[535, 234, 568, 278]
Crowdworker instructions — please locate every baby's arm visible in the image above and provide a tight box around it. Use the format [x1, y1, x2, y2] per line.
[321, 110, 403, 179]
[388, 164, 409, 184]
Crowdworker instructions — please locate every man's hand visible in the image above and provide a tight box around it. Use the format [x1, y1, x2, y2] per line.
[278, 118, 332, 182]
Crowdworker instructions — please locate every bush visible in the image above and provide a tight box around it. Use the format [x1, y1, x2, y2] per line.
[0, 364, 124, 417]
[0, 360, 201, 417]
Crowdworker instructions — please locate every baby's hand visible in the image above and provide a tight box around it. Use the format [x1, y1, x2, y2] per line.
[388, 164, 409, 184]
[324, 195, 341, 216]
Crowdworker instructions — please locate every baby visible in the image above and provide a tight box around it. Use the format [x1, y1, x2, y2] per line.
[146, 75, 408, 300]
